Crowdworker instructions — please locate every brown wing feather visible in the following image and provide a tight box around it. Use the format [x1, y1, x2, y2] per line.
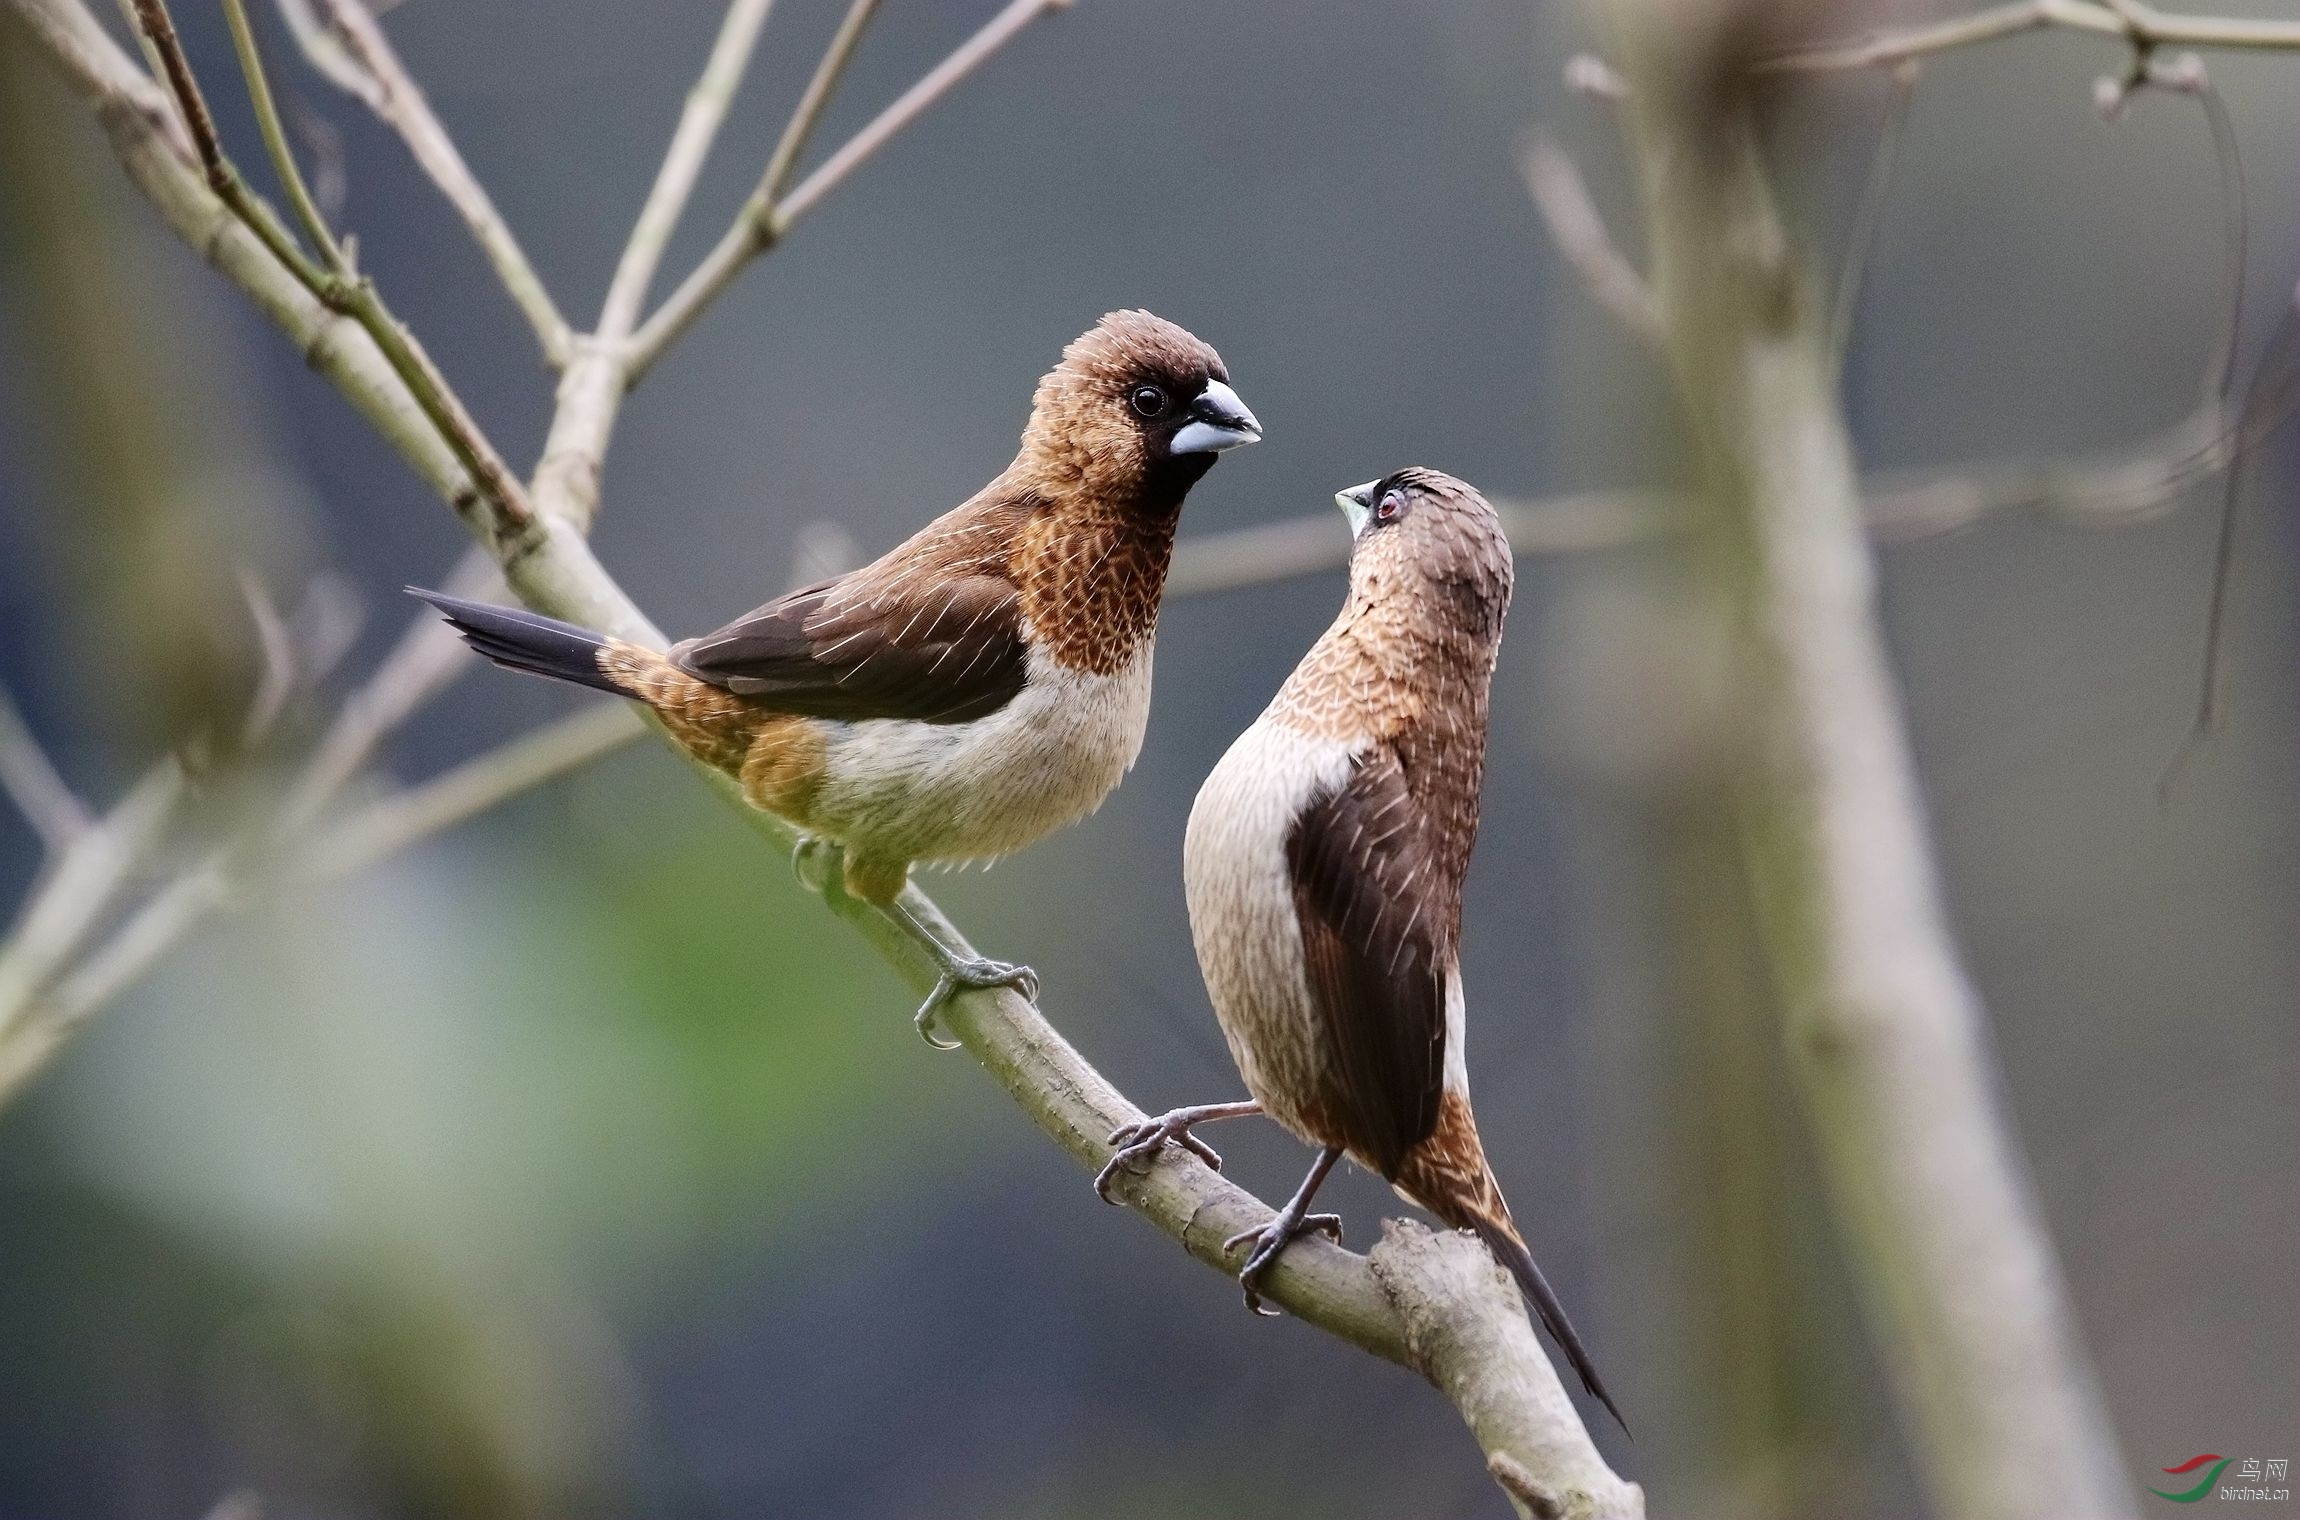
[1285, 743, 1450, 1178]
[674, 501, 1030, 725]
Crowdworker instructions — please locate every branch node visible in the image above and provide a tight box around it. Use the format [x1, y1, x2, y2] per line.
[1517, 131, 1662, 344]
[1487, 1453, 1568, 1520]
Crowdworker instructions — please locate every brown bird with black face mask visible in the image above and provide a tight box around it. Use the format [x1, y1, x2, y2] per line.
[412, 311, 1258, 1039]
[1097, 467, 1624, 1432]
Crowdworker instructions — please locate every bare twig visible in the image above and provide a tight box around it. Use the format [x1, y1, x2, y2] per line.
[0, 552, 489, 1099]
[1827, 62, 1916, 367]
[1520, 131, 1662, 343]
[221, 0, 341, 267]
[2092, 49, 2253, 791]
[0, 687, 90, 852]
[2160, 301, 2299, 798]
[301, 701, 644, 882]
[628, 0, 1066, 379]
[133, 0, 540, 555]
[757, 0, 884, 210]
[596, 0, 779, 343]
[1166, 398, 2246, 597]
[1565, 51, 1630, 100]
[0, 759, 185, 1063]
[278, 0, 574, 365]
[1769, 0, 2300, 72]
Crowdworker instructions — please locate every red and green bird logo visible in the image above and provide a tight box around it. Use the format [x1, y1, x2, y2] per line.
[2150, 1454, 2233, 1503]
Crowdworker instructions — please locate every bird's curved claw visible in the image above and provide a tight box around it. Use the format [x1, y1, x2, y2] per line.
[1224, 1212, 1344, 1315]
[791, 837, 838, 895]
[912, 954, 1038, 1050]
[1093, 1112, 1226, 1202]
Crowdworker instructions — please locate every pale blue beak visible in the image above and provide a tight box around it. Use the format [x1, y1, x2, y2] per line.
[1336, 479, 1379, 538]
[1170, 378, 1262, 456]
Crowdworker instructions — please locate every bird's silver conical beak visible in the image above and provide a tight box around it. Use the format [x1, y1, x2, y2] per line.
[1170, 378, 1262, 455]
[1336, 479, 1379, 538]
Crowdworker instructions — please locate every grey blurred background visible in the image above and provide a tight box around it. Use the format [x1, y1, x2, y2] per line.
[0, 1, 2292, 1516]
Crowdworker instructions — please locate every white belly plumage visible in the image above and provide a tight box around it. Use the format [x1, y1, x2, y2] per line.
[808, 640, 1155, 868]
[1182, 717, 1362, 1142]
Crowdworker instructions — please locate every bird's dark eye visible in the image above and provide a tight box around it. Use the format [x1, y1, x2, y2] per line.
[1375, 489, 1407, 523]
[1129, 384, 1169, 419]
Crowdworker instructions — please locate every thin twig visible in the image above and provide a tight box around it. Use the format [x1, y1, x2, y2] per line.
[221, 0, 342, 267]
[1165, 400, 2250, 597]
[135, 0, 538, 551]
[2160, 303, 2299, 799]
[1519, 131, 1662, 343]
[128, 0, 335, 290]
[301, 701, 644, 882]
[759, 0, 884, 209]
[0, 552, 491, 1098]
[628, 0, 1065, 380]
[281, 0, 574, 365]
[1769, 0, 2300, 72]
[1827, 62, 1917, 369]
[0, 688, 90, 852]
[0, 759, 184, 1048]
[596, 0, 778, 342]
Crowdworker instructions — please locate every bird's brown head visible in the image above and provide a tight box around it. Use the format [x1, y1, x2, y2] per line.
[1020, 310, 1260, 517]
[1335, 468, 1515, 655]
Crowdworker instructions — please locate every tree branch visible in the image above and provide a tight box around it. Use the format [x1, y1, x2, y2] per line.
[277, 0, 574, 366]
[626, 0, 1066, 380]
[129, 0, 542, 559]
[300, 700, 644, 883]
[0, 686, 91, 852]
[1607, 4, 2133, 1513]
[1371, 1223, 1644, 1520]
[0, 549, 489, 1100]
[1165, 400, 2239, 597]
[1770, 0, 2300, 73]
[1519, 130, 1662, 344]
[595, 0, 778, 344]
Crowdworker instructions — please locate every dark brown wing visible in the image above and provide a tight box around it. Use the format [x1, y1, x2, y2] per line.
[1284, 743, 1450, 1178]
[674, 569, 1026, 724]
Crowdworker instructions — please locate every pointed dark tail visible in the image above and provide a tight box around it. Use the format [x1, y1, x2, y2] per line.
[1465, 1209, 1631, 1437]
[407, 588, 628, 697]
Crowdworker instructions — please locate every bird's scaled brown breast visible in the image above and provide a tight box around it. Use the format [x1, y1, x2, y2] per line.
[1015, 505, 1177, 675]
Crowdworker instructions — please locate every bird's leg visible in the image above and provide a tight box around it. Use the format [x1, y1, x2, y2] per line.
[1224, 1144, 1346, 1316]
[1094, 1100, 1262, 1201]
[882, 895, 1039, 1051]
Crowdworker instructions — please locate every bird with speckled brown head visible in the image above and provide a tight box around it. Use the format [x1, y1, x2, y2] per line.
[410, 311, 1258, 1041]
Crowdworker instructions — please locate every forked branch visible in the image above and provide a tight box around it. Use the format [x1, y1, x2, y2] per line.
[276, 0, 574, 364]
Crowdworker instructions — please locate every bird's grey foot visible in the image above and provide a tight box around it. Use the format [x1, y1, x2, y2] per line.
[791, 837, 839, 894]
[1225, 1211, 1345, 1316]
[1223, 1144, 1346, 1315]
[1093, 1100, 1261, 1202]
[913, 949, 1039, 1051]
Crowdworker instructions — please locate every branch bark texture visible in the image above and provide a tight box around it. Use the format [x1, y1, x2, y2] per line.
[1606, 11, 2134, 1517]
